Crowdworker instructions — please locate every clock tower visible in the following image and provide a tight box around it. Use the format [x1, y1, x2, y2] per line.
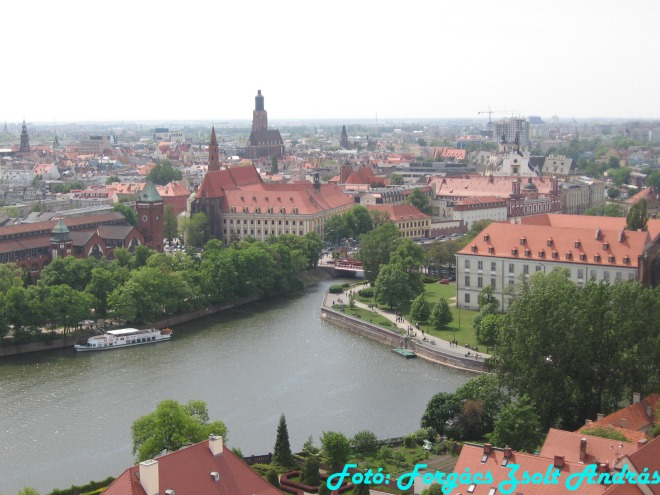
[136, 181, 164, 252]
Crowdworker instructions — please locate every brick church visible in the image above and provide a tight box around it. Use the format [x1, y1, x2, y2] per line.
[244, 90, 285, 159]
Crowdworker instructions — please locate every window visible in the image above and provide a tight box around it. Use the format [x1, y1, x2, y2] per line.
[577, 269, 584, 279]
[616, 272, 622, 281]
[267, 207, 273, 214]
[590, 269, 597, 280]
[491, 262, 496, 271]
[629, 273, 635, 280]
[478, 261, 483, 270]
[509, 279, 515, 285]
[523, 264, 529, 274]
[488, 246, 494, 254]
[465, 293, 470, 303]
[242, 206, 248, 213]
[465, 276, 470, 287]
[491, 278, 496, 288]
[536, 265, 542, 271]
[478, 277, 483, 288]
[465, 259, 470, 269]
[508, 263, 514, 273]
[468, 485, 476, 494]
[603, 271, 610, 281]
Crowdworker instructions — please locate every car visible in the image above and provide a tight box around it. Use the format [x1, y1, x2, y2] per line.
[439, 279, 450, 284]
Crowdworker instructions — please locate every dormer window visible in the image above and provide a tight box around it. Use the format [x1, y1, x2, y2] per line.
[230, 207, 236, 213]
[594, 254, 601, 262]
[292, 207, 298, 214]
[511, 248, 518, 256]
[524, 249, 531, 257]
[623, 256, 630, 264]
[488, 246, 494, 254]
[547, 239, 553, 247]
[566, 252, 572, 260]
[242, 206, 249, 213]
[255, 207, 261, 213]
[471, 244, 477, 253]
[603, 242, 609, 250]
[579, 253, 586, 261]
[483, 233, 490, 242]
[551, 251, 558, 259]
[538, 250, 545, 258]
[267, 207, 273, 214]
[280, 207, 286, 214]
[608, 255, 615, 263]
[575, 241, 581, 248]
[520, 237, 526, 245]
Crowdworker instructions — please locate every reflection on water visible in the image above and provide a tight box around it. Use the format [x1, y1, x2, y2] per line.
[0, 280, 469, 494]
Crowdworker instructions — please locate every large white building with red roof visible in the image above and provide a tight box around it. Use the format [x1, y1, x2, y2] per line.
[192, 165, 354, 243]
[456, 214, 660, 310]
[366, 204, 430, 238]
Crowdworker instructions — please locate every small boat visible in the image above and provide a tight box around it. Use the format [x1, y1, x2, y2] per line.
[74, 327, 172, 352]
[391, 347, 416, 359]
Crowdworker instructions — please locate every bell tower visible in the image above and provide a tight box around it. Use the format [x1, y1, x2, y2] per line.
[208, 126, 220, 172]
[50, 219, 73, 259]
[19, 120, 30, 154]
[252, 90, 268, 132]
[136, 181, 164, 252]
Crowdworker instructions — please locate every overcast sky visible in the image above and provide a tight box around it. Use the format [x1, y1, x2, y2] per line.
[3, 0, 659, 123]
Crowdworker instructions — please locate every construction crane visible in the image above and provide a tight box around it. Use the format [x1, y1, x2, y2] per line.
[478, 108, 522, 129]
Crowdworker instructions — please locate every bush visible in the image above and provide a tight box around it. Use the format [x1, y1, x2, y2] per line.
[403, 435, 416, 448]
[300, 455, 321, 486]
[249, 463, 273, 476]
[342, 283, 351, 288]
[351, 430, 378, 454]
[329, 285, 344, 294]
[423, 276, 439, 284]
[358, 288, 374, 298]
[379, 446, 393, 462]
[267, 467, 280, 488]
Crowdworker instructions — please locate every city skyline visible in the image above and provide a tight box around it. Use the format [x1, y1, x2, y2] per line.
[3, 0, 659, 123]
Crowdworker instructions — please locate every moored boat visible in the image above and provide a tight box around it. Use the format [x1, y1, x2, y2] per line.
[74, 327, 172, 352]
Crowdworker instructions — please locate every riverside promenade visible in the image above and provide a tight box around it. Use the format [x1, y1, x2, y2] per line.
[321, 284, 488, 373]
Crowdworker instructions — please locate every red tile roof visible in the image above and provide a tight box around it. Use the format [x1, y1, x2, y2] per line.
[457, 219, 648, 269]
[540, 428, 639, 466]
[585, 394, 659, 433]
[575, 424, 648, 444]
[104, 438, 284, 495]
[453, 444, 606, 495]
[455, 196, 507, 207]
[430, 175, 554, 198]
[616, 436, 660, 495]
[197, 165, 263, 200]
[366, 204, 430, 222]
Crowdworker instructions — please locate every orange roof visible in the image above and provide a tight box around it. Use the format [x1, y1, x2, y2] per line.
[575, 424, 648, 444]
[155, 181, 190, 198]
[458, 219, 648, 269]
[430, 175, 555, 197]
[585, 394, 659, 432]
[197, 165, 263, 199]
[540, 428, 639, 466]
[366, 204, 429, 222]
[453, 444, 606, 495]
[455, 196, 507, 206]
[104, 438, 284, 495]
[616, 436, 660, 495]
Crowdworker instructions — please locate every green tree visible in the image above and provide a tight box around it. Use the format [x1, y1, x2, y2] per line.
[319, 483, 332, 495]
[585, 204, 625, 217]
[487, 395, 544, 452]
[266, 467, 280, 488]
[608, 166, 630, 186]
[475, 313, 503, 346]
[406, 188, 432, 215]
[320, 431, 351, 470]
[358, 223, 400, 282]
[147, 159, 182, 185]
[369, 209, 392, 228]
[345, 205, 373, 238]
[431, 298, 453, 328]
[606, 156, 621, 169]
[271, 155, 279, 175]
[300, 454, 321, 486]
[420, 392, 461, 436]
[350, 430, 378, 454]
[106, 176, 120, 184]
[390, 173, 404, 185]
[410, 294, 431, 324]
[454, 374, 510, 438]
[303, 435, 320, 455]
[18, 488, 40, 495]
[272, 414, 294, 467]
[163, 204, 178, 241]
[184, 212, 208, 247]
[324, 213, 350, 244]
[422, 483, 444, 495]
[374, 263, 412, 309]
[645, 171, 660, 190]
[607, 187, 621, 200]
[626, 198, 648, 231]
[131, 399, 227, 462]
[45, 285, 93, 334]
[114, 203, 137, 227]
[354, 481, 371, 495]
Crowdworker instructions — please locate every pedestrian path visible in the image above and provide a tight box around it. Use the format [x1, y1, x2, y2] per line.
[323, 283, 491, 360]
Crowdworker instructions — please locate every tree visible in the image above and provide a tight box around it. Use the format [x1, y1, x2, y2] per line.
[320, 431, 351, 470]
[319, 483, 332, 495]
[271, 155, 279, 175]
[420, 392, 461, 436]
[454, 374, 510, 438]
[475, 313, 503, 346]
[324, 213, 350, 244]
[345, 205, 373, 238]
[626, 198, 648, 231]
[86, 267, 118, 317]
[369, 209, 392, 228]
[390, 173, 404, 185]
[487, 395, 544, 453]
[351, 430, 378, 454]
[131, 399, 228, 462]
[18, 489, 39, 495]
[354, 481, 371, 494]
[114, 203, 137, 227]
[585, 204, 625, 217]
[431, 298, 453, 328]
[422, 484, 444, 495]
[303, 435, 320, 455]
[374, 263, 412, 309]
[184, 212, 208, 247]
[606, 156, 621, 170]
[266, 467, 280, 488]
[608, 166, 630, 186]
[272, 414, 294, 467]
[607, 187, 620, 200]
[406, 188, 432, 215]
[645, 171, 660, 190]
[147, 159, 182, 185]
[163, 204, 179, 241]
[300, 454, 321, 486]
[106, 176, 120, 184]
[410, 294, 431, 324]
[358, 223, 400, 282]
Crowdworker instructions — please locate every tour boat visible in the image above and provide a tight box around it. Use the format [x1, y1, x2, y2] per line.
[74, 327, 172, 352]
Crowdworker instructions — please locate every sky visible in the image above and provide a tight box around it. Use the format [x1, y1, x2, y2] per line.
[2, 0, 659, 123]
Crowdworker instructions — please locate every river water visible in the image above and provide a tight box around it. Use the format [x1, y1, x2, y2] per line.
[0, 279, 469, 494]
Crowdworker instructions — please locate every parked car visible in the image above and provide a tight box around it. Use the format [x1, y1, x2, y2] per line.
[439, 279, 450, 284]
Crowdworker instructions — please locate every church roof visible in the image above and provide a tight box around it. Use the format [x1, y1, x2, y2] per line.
[248, 129, 283, 146]
[138, 181, 162, 202]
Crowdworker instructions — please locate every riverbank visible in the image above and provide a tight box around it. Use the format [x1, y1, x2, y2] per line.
[0, 268, 335, 358]
[320, 291, 487, 374]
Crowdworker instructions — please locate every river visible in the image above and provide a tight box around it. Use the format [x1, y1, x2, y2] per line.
[0, 279, 470, 494]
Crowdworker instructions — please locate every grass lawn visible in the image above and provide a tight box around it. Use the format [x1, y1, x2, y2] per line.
[337, 305, 405, 335]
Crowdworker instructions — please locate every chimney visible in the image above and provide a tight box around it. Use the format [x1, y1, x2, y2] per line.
[632, 392, 641, 404]
[637, 439, 648, 450]
[504, 447, 513, 458]
[620, 418, 627, 429]
[579, 438, 587, 463]
[585, 419, 593, 425]
[597, 463, 609, 474]
[554, 455, 565, 468]
[139, 460, 159, 495]
[597, 413, 604, 421]
[209, 434, 224, 456]
[646, 404, 653, 418]
[483, 443, 493, 454]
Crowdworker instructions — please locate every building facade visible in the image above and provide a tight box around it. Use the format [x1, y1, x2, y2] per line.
[244, 90, 284, 160]
[366, 204, 430, 238]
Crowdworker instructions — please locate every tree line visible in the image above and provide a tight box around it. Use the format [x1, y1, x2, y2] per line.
[0, 233, 323, 343]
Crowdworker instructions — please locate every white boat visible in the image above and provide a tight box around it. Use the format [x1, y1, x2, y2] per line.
[74, 327, 172, 352]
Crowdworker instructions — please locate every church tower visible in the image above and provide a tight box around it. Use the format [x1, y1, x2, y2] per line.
[340, 125, 350, 149]
[50, 219, 73, 259]
[252, 90, 268, 132]
[19, 120, 30, 153]
[208, 126, 220, 172]
[136, 181, 164, 252]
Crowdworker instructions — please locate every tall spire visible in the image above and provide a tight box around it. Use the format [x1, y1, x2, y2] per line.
[19, 120, 30, 153]
[208, 126, 220, 171]
[252, 90, 268, 132]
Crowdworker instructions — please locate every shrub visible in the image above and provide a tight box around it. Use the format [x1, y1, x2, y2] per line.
[267, 467, 280, 488]
[329, 285, 344, 294]
[250, 463, 272, 476]
[423, 276, 438, 284]
[403, 435, 416, 448]
[358, 287, 374, 298]
[379, 446, 393, 462]
[300, 455, 321, 486]
[581, 427, 629, 442]
[342, 283, 351, 288]
[351, 430, 378, 454]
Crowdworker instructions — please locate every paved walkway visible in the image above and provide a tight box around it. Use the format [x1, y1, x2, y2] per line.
[323, 283, 491, 360]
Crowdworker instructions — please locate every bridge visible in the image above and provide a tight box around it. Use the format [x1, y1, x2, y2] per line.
[324, 259, 365, 278]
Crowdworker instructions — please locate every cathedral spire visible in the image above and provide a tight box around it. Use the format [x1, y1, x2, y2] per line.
[208, 126, 220, 171]
[19, 120, 30, 154]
